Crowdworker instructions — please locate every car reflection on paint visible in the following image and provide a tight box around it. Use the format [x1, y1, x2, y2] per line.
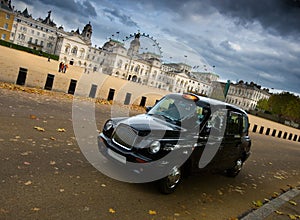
[98, 93, 251, 194]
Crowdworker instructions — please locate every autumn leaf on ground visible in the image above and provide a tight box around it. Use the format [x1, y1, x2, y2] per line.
[252, 200, 263, 207]
[34, 126, 45, 132]
[31, 207, 40, 211]
[149, 210, 157, 215]
[49, 161, 56, 165]
[24, 180, 32, 185]
[23, 161, 31, 165]
[109, 208, 116, 214]
[30, 115, 37, 119]
[50, 137, 56, 140]
[57, 128, 66, 132]
[288, 214, 297, 220]
[274, 210, 284, 215]
[272, 192, 279, 198]
[288, 200, 297, 206]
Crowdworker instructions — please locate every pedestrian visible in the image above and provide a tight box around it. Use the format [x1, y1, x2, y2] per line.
[48, 56, 51, 62]
[58, 62, 63, 72]
[63, 63, 68, 73]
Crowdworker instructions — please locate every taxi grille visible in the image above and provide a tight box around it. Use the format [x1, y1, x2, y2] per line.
[112, 124, 138, 150]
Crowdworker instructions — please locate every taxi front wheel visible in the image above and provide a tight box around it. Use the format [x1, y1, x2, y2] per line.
[158, 166, 181, 194]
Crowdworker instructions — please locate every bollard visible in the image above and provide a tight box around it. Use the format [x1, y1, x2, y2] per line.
[44, 74, 55, 90]
[107, 88, 115, 101]
[139, 96, 147, 107]
[68, 79, 77, 95]
[293, 135, 298, 142]
[16, 67, 28, 85]
[124, 93, 131, 105]
[266, 128, 270, 135]
[259, 126, 264, 134]
[89, 84, 97, 98]
[283, 132, 287, 139]
[252, 124, 258, 133]
[277, 131, 282, 138]
[288, 133, 293, 140]
[271, 129, 276, 137]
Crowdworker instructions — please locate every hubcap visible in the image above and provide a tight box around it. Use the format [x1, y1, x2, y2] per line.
[235, 159, 243, 171]
[166, 167, 181, 189]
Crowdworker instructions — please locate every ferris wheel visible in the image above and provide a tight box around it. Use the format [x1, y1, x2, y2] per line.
[122, 32, 163, 57]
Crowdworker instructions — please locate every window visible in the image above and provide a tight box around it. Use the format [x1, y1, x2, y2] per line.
[40, 41, 44, 46]
[3, 23, 8, 29]
[1, 34, 6, 40]
[226, 112, 242, 135]
[71, 47, 78, 55]
[6, 14, 10, 19]
[29, 37, 32, 43]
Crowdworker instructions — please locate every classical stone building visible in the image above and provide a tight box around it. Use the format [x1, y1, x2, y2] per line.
[100, 33, 215, 96]
[225, 81, 271, 111]
[0, 0, 14, 41]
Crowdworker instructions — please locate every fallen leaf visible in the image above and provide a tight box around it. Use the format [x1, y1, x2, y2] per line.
[30, 115, 37, 119]
[59, 189, 65, 192]
[50, 137, 56, 140]
[23, 161, 31, 165]
[288, 200, 297, 206]
[57, 128, 66, 132]
[109, 208, 116, 214]
[149, 210, 157, 215]
[101, 184, 106, 187]
[288, 214, 297, 220]
[174, 213, 180, 217]
[49, 161, 56, 165]
[274, 210, 284, 215]
[34, 126, 45, 132]
[24, 180, 32, 185]
[252, 200, 263, 207]
[31, 207, 40, 211]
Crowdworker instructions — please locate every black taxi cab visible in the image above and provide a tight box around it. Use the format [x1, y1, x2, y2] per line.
[98, 93, 251, 193]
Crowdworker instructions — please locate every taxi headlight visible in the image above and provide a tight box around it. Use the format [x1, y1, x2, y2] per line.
[104, 120, 113, 131]
[149, 141, 161, 154]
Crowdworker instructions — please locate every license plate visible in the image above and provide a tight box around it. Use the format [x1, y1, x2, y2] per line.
[108, 148, 126, 164]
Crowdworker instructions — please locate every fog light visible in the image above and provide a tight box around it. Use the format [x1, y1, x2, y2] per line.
[149, 141, 161, 154]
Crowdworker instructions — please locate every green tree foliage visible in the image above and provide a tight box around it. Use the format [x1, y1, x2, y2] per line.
[257, 98, 269, 111]
[259, 92, 300, 122]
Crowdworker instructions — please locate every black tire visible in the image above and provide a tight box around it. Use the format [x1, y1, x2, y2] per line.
[226, 159, 243, 177]
[158, 167, 181, 194]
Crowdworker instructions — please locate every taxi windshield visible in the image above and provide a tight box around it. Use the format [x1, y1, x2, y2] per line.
[148, 95, 207, 125]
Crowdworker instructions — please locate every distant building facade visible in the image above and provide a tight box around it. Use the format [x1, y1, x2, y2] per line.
[225, 81, 271, 111]
[0, 0, 14, 41]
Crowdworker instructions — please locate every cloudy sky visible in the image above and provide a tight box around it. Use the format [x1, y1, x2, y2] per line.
[12, 0, 300, 94]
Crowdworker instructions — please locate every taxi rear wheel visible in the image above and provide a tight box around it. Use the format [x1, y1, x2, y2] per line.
[226, 158, 243, 177]
[158, 166, 181, 194]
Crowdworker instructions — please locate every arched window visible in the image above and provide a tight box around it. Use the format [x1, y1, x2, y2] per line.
[64, 44, 70, 54]
[79, 48, 85, 58]
[71, 46, 78, 55]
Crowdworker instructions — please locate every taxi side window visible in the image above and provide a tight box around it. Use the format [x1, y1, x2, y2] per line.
[226, 112, 242, 135]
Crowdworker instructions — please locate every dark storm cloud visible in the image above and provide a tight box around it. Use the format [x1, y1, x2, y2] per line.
[210, 0, 300, 38]
[125, 0, 300, 38]
[102, 8, 139, 27]
[15, 0, 97, 18]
